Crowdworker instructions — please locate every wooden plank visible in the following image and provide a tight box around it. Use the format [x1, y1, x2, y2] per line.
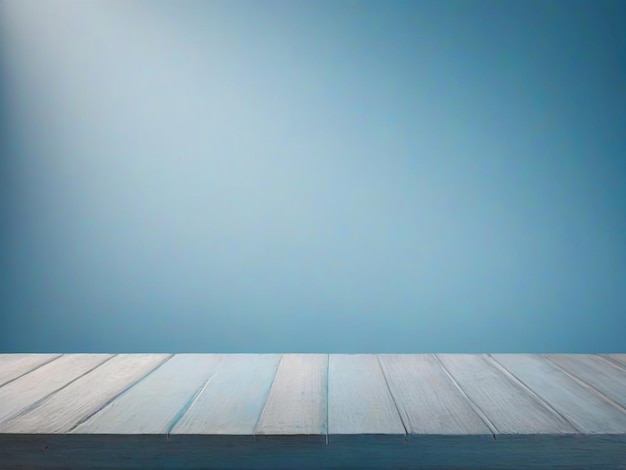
[491, 354, 626, 433]
[0, 354, 171, 433]
[378, 354, 492, 435]
[327, 354, 404, 435]
[602, 354, 626, 369]
[72, 354, 223, 434]
[0, 353, 626, 469]
[436, 354, 576, 434]
[255, 354, 327, 436]
[0, 354, 61, 387]
[0, 354, 112, 426]
[544, 354, 626, 409]
[172, 354, 281, 434]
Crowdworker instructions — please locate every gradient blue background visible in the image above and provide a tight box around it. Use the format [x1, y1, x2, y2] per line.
[1, 0, 624, 353]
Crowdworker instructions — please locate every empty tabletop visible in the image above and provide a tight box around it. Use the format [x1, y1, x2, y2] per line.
[1, 353, 625, 469]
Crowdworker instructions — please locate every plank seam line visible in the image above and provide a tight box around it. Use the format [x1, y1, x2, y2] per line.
[67, 354, 174, 433]
[0, 353, 64, 389]
[541, 355, 626, 417]
[166, 354, 224, 436]
[325, 354, 329, 445]
[253, 354, 284, 437]
[376, 355, 408, 440]
[486, 355, 581, 433]
[0, 354, 118, 428]
[597, 355, 626, 373]
[433, 354, 498, 440]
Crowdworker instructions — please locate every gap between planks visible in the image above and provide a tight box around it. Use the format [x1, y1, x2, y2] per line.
[542, 355, 626, 415]
[66, 354, 174, 433]
[0, 354, 63, 389]
[486, 354, 582, 433]
[165, 366, 217, 437]
[0, 355, 117, 427]
[375, 355, 408, 439]
[252, 354, 284, 439]
[432, 355, 498, 439]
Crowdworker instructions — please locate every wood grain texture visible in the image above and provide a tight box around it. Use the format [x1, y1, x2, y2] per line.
[0, 354, 112, 426]
[436, 354, 576, 434]
[255, 354, 327, 436]
[0, 354, 171, 433]
[544, 354, 626, 409]
[604, 354, 626, 368]
[72, 354, 223, 434]
[491, 354, 626, 433]
[1, 353, 626, 469]
[327, 354, 404, 436]
[0, 354, 61, 387]
[172, 354, 281, 434]
[378, 354, 493, 435]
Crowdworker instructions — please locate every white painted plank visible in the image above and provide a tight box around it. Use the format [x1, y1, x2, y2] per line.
[0, 354, 112, 425]
[0, 354, 171, 433]
[327, 354, 404, 435]
[491, 354, 626, 433]
[603, 354, 626, 369]
[544, 354, 626, 409]
[255, 354, 327, 436]
[72, 354, 223, 434]
[378, 354, 492, 435]
[0, 354, 61, 387]
[172, 354, 281, 434]
[437, 354, 576, 434]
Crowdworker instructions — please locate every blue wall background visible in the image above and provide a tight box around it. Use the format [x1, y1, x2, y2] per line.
[1, 0, 624, 353]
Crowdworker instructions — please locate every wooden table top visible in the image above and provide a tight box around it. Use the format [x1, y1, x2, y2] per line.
[1, 353, 625, 469]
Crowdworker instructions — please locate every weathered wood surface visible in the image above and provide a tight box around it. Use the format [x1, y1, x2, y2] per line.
[0, 353, 625, 470]
[327, 354, 404, 436]
[0, 354, 61, 388]
[378, 354, 492, 435]
[255, 353, 327, 439]
[172, 354, 280, 435]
